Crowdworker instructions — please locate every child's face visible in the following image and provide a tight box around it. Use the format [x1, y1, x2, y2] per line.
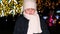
[25, 8, 35, 15]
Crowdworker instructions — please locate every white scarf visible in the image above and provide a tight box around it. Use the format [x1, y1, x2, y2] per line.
[23, 11, 42, 34]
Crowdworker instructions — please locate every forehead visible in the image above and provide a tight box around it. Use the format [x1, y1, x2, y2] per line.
[26, 8, 35, 10]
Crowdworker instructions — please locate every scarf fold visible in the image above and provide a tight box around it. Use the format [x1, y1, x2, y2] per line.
[23, 11, 42, 34]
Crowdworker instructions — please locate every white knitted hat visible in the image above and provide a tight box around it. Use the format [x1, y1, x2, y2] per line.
[23, 0, 36, 10]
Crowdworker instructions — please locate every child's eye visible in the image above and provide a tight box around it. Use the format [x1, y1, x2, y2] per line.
[31, 8, 35, 10]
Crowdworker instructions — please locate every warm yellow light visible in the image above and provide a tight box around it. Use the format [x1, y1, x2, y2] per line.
[58, 21, 60, 24]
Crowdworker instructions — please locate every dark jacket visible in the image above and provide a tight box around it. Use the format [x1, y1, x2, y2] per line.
[13, 14, 50, 34]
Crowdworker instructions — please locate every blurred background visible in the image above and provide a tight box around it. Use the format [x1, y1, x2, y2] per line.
[0, 0, 60, 34]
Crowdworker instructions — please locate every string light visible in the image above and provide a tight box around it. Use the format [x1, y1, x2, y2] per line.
[0, 0, 23, 17]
